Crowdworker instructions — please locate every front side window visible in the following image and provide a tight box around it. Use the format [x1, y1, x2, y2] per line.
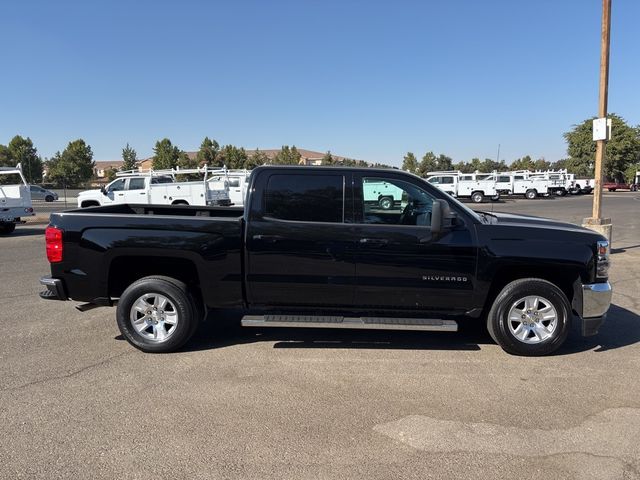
[361, 176, 435, 226]
[264, 174, 344, 223]
[127, 178, 146, 190]
[107, 179, 125, 192]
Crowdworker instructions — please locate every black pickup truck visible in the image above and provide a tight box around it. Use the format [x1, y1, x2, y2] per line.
[40, 166, 612, 356]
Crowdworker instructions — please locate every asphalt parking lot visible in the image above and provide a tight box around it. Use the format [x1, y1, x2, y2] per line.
[1, 193, 639, 479]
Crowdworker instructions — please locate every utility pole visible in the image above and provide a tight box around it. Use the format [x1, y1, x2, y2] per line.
[583, 0, 612, 241]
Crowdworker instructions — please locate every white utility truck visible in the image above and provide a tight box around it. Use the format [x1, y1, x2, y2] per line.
[207, 169, 251, 206]
[425, 171, 500, 203]
[77, 166, 231, 208]
[363, 178, 406, 209]
[0, 164, 35, 234]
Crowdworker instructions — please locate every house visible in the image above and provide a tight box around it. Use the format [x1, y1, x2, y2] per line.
[93, 161, 124, 178]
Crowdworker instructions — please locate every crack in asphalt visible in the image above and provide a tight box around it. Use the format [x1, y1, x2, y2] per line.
[374, 408, 640, 467]
[1, 351, 132, 392]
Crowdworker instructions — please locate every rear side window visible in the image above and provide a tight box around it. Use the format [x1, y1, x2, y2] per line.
[127, 178, 146, 190]
[264, 174, 344, 223]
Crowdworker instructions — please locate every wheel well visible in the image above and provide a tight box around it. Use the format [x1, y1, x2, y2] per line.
[172, 200, 189, 205]
[481, 267, 578, 317]
[108, 256, 201, 300]
[81, 201, 100, 208]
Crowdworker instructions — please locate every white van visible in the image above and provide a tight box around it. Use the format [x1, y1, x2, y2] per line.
[0, 164, 35, 234]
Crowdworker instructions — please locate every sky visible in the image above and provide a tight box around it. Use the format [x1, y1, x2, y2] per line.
[1, 0, 638, 166]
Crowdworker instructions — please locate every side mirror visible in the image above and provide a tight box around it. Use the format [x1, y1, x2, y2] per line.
[100, 186, 107, 195]
[431, 199, 456, 233]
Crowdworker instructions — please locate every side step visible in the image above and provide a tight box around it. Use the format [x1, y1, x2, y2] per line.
[241, 315, 458, 332]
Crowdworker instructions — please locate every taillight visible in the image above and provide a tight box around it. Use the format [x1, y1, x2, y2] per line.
[45, 227, 63, 263]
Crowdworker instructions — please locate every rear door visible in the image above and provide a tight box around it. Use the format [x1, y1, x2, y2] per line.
[246, 171, 355, 308]
[122, 177, 148, 203]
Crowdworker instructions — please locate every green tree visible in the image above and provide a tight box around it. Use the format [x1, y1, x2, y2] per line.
[245, 149, 269, 169]
[47, 139, 95, 187]
[7, 136, 43, 183]
[564, 114, 640, 181]
[510, 155, 535, 171]
[273, 145, 301, 165]
[321, 151, 334, 166]
[0, 144, 10, 167]
[121, 143, 137, 171]
[533, 158, 551, 171]
[218, 145, 248, 169]
[197, 137, 221, 167]
[402, 152, 418, 173]
[480, 158, 507, 172]
[453, 161, 474, 173]
[469, 157, 482, 172]
[624, 163, 640, 183]
[436, 154, 453, 171]
[416, 151, 437, 177]
[105, 167, 118, 181]
[152, 138, 181, 170]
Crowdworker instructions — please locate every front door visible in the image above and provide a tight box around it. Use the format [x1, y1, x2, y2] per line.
[246, 171, 355, 308]
[353, 172, 477, 316]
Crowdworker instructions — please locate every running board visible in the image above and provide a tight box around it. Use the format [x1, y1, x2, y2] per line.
[241, 315, 458, 332]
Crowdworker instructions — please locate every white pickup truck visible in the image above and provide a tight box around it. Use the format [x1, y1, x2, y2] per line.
[78, 174, 231, 208]
[0, 164, 35, 234]
[426, 173, 500, 203]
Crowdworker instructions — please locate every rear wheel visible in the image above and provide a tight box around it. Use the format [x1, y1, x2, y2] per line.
[80, 201, 100, 208]
[557, 189, 567, 197]
[490, 193, 500, 201]
[487, 278, 571, 356]
[116, 276, 200, 353]
[172, 200, 189, 206]
[0, 223, 16, 235]
[608, 188, 615, 192]
[525, 189, 537, 200]
[471, 191, 484, 203]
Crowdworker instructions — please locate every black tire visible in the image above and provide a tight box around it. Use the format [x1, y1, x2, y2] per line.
[172, 200, 189, 206]
[557, 189, 567, 197]
[116, 276, 200, 353]
[471, 191, 484, 203]
[0, 223, 16, 235]
[525, 189, 537, 200]
[491, 193, 500, 201]
[486, 278, 571, 356]
[378, 196, 393, 210]
[608, 188, 615, 192]
[45, 195, 55, 202]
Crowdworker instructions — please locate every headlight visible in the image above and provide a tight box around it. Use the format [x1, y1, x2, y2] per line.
[596, 240, 610, 279]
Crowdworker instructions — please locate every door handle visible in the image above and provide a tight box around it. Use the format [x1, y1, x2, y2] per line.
[359, 238, 388, 245]
[252, 234, 283, 242]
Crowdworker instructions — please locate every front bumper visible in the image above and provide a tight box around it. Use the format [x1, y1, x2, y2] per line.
[39, 277, 68, 301]
[575, 281, 612, 336]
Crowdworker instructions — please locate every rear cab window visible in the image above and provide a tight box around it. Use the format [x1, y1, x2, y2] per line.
[263, 174, 345, 223]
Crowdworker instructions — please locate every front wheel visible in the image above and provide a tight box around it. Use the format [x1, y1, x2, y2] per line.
[45, 195, 55, 202]
[116, 276, 200, 353]
[487, 278, 571, 356]
[378, 196, 393, 210]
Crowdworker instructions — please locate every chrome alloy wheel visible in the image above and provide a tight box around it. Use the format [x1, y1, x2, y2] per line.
[507, 295, 558, 344]
[129, 293, 179, 342]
